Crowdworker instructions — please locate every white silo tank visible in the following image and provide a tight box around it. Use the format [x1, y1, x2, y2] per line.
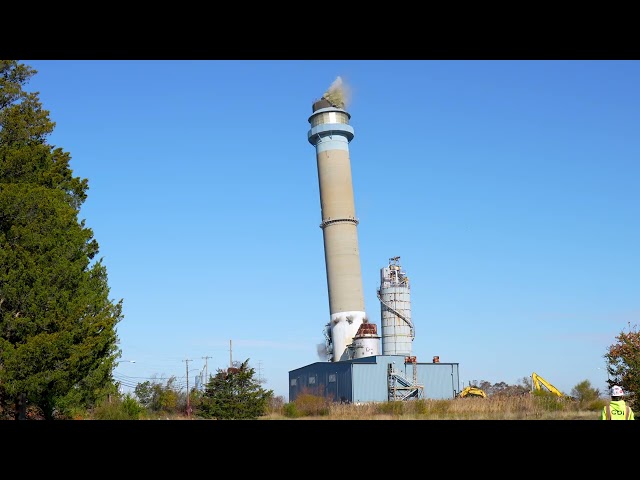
[378, 257, 414, 356]
[351, 321, 380, 359]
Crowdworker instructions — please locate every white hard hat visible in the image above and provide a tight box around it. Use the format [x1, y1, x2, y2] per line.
[611, 385, 624, 397]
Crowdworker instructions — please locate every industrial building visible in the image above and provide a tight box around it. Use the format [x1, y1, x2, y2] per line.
[289, 78, 460, 403]
[289, 356, 460, 403]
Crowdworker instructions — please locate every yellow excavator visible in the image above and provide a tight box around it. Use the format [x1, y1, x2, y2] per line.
[459, 386, 487, 398]
[531, 372, 563, 397]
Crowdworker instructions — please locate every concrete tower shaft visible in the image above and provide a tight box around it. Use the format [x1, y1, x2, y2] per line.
[308, 101, 366, 362]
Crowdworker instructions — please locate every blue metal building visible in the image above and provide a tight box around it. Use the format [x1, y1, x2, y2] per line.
[289, 355, 460, 404]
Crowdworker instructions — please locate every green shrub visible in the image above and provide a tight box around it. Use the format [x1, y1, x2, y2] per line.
[121, 394, 145, 418]
[293, 393, 330, 417]
[92, 394, 144, 420]
[377, 400, 405, 416]
[532, 393, 565, 412]
[587, 398, 607, 412]
[283, 402, 302, 418]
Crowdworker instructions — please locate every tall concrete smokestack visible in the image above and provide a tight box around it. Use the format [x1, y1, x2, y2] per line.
[307, 77, 371, 362]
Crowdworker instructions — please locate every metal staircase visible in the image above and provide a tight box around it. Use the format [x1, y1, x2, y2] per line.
[387, 359, 424, 401]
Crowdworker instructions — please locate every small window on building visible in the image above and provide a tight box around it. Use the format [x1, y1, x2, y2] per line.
[290, 379, 297, 386]
[309, 376, 316, 385]
[329, 374, 336, 383]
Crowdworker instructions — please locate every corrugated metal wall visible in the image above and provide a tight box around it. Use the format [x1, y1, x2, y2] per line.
[289, 361, 353, 403]
[352, 360, 389, 403]
[412, 362, 460, 400]
[289, 355, 459, 403]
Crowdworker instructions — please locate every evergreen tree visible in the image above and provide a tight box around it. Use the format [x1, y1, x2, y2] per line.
[198, 359, 273, 419]
[0, 60, 123, 419]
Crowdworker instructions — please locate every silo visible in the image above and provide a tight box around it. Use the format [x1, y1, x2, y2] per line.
[351, 322, 381, 359]
[307, 77, 373, 362]
[378, 256, 414, 355]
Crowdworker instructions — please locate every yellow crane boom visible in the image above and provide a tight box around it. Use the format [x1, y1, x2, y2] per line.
[531, 372, 563, 397]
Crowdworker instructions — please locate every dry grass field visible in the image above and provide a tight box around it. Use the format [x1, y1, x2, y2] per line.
[262, 394, 607, 420]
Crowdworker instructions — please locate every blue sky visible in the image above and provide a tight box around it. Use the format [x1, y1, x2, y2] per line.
[24, 60, 639, 401]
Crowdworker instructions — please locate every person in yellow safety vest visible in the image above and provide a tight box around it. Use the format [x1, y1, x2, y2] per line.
[601, 385, 635, 420]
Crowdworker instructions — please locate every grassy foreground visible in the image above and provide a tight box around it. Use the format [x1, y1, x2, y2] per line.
[261, 394, 606, 420]
[83, 391, 609, 420]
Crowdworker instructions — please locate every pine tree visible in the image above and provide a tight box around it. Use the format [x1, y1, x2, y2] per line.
[0, 60, 123, 419]
[198, 359, 274, 419]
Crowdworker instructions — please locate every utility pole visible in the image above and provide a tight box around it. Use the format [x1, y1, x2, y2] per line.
[229, 339, 232, 368]
[202, 356, 212, 384]
[257, 360, 263, 384]
[184, 359, 193, 418]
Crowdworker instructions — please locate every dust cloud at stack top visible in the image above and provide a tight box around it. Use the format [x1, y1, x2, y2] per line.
[307, 77, 378, 362]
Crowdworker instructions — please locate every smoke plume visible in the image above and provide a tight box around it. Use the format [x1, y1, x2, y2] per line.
[322, 76, 352, 109]
[317, 343, 328, 360]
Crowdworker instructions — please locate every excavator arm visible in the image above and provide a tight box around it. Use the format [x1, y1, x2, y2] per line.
[531, 372, 563, 397]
